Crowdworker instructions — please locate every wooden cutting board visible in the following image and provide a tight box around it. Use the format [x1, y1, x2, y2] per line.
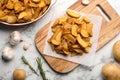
[35, 0, 120, 73]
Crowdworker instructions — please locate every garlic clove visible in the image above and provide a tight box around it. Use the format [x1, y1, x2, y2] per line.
[2, 47, 14, 61]
[81, 0, 90, 6]
[9, 31, 22, 45]
[23, 43, 30, 51]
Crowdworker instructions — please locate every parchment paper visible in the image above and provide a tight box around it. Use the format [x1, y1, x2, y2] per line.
[43, 10, 102, 66]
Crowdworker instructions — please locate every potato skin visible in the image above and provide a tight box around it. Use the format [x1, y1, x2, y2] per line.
[113, 40, 120, 62]
[13, 69, 26, 80]
[102, 63, 120, 80]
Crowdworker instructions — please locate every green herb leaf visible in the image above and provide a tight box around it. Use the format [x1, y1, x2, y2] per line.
[21, 56, 39, 76]
[36, 57, 47, 80]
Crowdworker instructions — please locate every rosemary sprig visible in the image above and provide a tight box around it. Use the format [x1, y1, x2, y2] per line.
[21, 56, 39, 76]
[36, 57, 47, 80]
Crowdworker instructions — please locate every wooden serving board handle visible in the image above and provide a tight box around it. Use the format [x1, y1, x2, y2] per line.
[35, 0, 120, 73]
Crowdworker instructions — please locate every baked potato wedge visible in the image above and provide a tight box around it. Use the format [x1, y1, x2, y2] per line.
[77, 35, 88, 48]
[66, 9, 80, 18]
[80, 23, 89, 37]
[48, 10, 93, 56]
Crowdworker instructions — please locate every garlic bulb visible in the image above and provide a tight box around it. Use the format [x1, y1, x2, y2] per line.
[23, 43, 30, 51]
[2, 47, 14, 61]
[81, 0, 90, 6]
[9, 31, 22, 45]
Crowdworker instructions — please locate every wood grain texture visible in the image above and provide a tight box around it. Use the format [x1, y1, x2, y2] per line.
[35, 0, 120, 73]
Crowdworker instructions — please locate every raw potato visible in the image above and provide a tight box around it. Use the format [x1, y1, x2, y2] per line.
[102, 63, 120, 80]
[113, 40, 120, 62]
[13, 69, 26, 80]
[48, 10, 93, 56]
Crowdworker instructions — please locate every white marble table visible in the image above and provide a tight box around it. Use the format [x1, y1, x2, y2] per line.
[0, 0, 120, 80]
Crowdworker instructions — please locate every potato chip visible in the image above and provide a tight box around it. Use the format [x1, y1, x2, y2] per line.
[0, 0, 51, 24]
[6, 15, 17, 24]
[6, 1, 14, 9]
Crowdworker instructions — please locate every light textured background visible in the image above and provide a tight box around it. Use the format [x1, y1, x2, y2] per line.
[0, 0, 120, 80]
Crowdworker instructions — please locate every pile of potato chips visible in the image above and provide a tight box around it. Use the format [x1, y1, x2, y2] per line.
[0, 0, 50, 24]
[48, 10, 93, 56]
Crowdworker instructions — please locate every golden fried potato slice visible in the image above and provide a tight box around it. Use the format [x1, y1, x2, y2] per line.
[63, 50, 69, 54]
[32, 7, 41, 20]
[11, 0, 19, 3]
[80, 23, 89, 37]
[58, 16, 68, 24]
[66, 9, 80, 18]
[63, 34, 76, 44]
[67, 18, 76, 24]
[52, 19, 59, 27]
[42, 6, 48, 13]
[24, 0, 29, 5]
[84, 47, 89, 53]
[14, 1, 25, 13]
[51, 39, 61, 45]
[62, 29, 71, 35]
[52, 27, 58, 33]
[32, 0, 40, 3]
[44, 0, 51, 5]
[77, 35, 88, 48]
[6, 15, 17, 24]
[0, 0, 4, 5]
[55, 44, 62, 50]
[55, 30, 63, 41]
[24, 8, 33, 20]
[86, 41, 92, 47]
[3, 9, 11, 14]
[29, 1, 38, 7]
[73, 48, 83, 54]
[38, 0, 46, 8]
[75, 17, 83, 24]
[6, 1, 14, 9]
[72, 44, 81, 49]
[1, 0, 8, 4]
[86, 24, 93, 36]
[83, 37, 90, 42]
[0, 2, 1, 7]
[83, 16, 91, 23]
[52, 27, 62, 39]
[0, 10, 6, 17]
[62, 22, 72, 30]
[47, 38, 51, 43]
[71, 25, 78, 36]
[50, 28, 63, 45]
[62, 40, 68, 51]
[0, 15, 8, 21]
[18, 11, 27, 19]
